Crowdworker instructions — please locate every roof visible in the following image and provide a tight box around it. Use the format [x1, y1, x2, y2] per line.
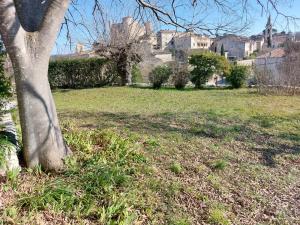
[159, 30, 179, 34]
[250, 35, 264, 41]
[215, 34, 251, 43]
[256, 48, 285, 59]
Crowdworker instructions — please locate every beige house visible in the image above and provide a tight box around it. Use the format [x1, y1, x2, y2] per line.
[172, 32, 212, 50]
[157, 30, 212, 51]
[211, 34, 257, 59]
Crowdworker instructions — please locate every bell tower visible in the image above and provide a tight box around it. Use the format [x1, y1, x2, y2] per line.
[265, 15, 273, 48]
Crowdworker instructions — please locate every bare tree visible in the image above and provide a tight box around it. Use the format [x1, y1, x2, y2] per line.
[0, 0, 298, 171]
[278, 42, 300, 95]
[94, 16, 147, 86]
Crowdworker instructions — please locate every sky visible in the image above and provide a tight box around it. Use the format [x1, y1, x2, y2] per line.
[53, 0, 300, 54]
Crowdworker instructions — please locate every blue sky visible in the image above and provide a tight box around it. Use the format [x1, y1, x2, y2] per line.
[53, 0, 300, 54]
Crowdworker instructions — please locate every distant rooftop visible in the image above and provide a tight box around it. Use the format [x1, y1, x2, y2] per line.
[158, 30, 181, 34]
[215, 34, 251, 43]
[257, 48, 285, 59]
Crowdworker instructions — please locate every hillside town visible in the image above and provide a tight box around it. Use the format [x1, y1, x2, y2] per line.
[62, 16, 299, 86]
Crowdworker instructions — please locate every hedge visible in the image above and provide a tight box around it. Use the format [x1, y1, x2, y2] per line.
[48, 58, 118, 89]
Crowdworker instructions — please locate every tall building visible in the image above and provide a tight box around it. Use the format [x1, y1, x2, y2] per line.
[110, 17, 158, 50]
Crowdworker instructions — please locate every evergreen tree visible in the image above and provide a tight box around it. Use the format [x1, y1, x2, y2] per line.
[221, 44, 225, 56]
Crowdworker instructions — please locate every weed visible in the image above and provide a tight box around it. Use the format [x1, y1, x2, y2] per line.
[169, 218, 191, 225]
[144, 137, 160, 150]
[6, 169, 20, 190]
[212, 160, 227, 170]
[170, 162, 183, 174]
[208, 208, 230, 225]
[207, 174, 222, 190]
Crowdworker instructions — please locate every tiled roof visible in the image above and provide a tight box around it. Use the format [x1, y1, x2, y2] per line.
[215, 34, 250, 43]
[256, 48, 285, 59]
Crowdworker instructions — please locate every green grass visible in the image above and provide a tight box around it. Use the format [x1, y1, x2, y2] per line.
[1, 87, 300, 224]
[208, 208, 230, 225]
[170, 162, 183, 174]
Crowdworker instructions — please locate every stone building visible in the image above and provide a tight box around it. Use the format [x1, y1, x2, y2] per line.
[157, 30, 212, 51]
[157, 30, 177, 50]
[110, 17, 157, 48]
[172, 32, 212, 50]
[211, 34, 257, 60]
[250, 35, 265, 51]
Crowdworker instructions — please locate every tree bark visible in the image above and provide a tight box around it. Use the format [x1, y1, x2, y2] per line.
[0, 0, 70, 171]
[14, 57, 69, 170]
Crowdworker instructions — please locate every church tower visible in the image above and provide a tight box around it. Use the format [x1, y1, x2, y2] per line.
[265, 15, 273, 48]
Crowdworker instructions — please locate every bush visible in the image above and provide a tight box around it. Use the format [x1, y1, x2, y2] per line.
[48, 58, 118, 89]
[172, 65, 190, 90]
[131, 64, 143, 83]
[149, 65, 172, 89]
[227, 65, 248, 88]
[189, 52, 230, 88]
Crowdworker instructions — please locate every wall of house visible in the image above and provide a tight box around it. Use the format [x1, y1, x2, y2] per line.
[173, 34, 212, 50]
[174, 36, 192, 50]
[216, 39, 246, 59]
[255, 57, 283, 81]
[154, 53, 173, 62]
[157, 32, 177, 50]
[191, 36, 212, 50]
[256, 39, 264, 51]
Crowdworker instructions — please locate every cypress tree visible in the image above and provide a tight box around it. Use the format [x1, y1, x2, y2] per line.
[221, 44, 225, 56]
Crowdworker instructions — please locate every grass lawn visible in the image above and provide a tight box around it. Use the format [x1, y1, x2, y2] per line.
[1, 87, 300, 224]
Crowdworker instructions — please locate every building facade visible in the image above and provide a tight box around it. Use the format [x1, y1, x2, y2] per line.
[172, 32, 212, 50]
[157, 30, 212, 51]
[211, 34, 257, 59]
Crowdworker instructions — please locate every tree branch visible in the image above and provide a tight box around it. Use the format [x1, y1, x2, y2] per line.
[0, 0, 26, 64]
[38, 0, 70, 54]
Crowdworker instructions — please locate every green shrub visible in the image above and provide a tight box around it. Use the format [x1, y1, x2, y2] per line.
[131, 64, 143, 83]
[149, 65, 172, 89]
[48, 58, 118, 89]
[172, 65, 190, 90]
[189, 52, 230, 88]
[226, 65, 248, 88]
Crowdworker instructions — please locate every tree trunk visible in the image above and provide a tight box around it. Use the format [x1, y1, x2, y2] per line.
[13, 57, 69, 170]
[0, 0, 71, 171]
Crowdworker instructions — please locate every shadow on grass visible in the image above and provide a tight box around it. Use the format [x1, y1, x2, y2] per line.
[59, 110, 300, 167]
[129, 85, 233, 92]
